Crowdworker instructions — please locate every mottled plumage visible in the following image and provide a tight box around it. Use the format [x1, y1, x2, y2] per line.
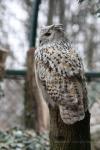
[34, 24, 88, 124]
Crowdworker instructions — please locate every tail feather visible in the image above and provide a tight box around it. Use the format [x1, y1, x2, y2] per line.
[59, 105, 85, 124]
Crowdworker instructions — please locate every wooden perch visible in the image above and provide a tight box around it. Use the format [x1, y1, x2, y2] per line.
[49, 104, 91, 150]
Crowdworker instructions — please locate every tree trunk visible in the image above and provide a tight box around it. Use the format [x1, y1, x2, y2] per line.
[24, 48, 49, 133]
[59, 0, 66, 29]
[49, 103, 91, 150]
[86, 25, 96, 71]
[47, 0, 55, 25]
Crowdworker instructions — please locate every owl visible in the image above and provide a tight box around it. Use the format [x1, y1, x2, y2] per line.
[34, 24, 88, 124]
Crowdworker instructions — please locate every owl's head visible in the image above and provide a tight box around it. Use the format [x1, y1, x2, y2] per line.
[39, 24, 65, 46]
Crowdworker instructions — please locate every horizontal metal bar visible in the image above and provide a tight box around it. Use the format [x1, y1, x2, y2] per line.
[5, 70, 100, 79]
[5, 70, 26, 77]
[86, 72, 100, 78]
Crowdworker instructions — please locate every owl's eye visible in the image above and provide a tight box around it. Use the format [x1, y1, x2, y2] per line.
[44, 32, 51, 36]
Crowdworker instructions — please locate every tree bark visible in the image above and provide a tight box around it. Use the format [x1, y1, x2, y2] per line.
[49, 103, 91, 150]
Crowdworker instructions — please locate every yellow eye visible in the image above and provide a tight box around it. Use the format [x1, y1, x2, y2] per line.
[44, 32, 51, 36]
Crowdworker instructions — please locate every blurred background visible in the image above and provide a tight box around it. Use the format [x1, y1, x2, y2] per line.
[0, 0, 100, 149]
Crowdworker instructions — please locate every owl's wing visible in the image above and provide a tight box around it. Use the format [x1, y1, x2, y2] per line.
[35, 47, 88, 124]
[49, 48, 84, 79]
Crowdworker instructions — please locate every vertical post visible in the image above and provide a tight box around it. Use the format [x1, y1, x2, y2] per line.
[0, 48, 8, 80]
[25, 48, 47, 133]
[24, 48, 36, 129]
[24, 0, 43, 132]
[0, 48, 8, 97]
[30, 0, 41, 47]
[49, 103, 91, 150]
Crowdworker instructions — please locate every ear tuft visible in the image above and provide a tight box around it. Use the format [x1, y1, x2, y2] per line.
[40, 25, 54, 35]
[54, 24, 64, 31]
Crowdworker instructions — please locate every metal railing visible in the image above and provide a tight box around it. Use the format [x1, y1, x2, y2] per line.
[4, 70, 100, 80]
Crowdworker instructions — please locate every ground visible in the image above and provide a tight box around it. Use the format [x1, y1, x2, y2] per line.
[0, 128, 49, 150]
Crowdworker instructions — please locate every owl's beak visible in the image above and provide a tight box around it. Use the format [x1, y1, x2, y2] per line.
[39, 38, 43, 46]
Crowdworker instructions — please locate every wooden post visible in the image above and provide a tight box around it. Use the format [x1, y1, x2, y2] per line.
[24, 48, 35, 129]
[0, 48, 8, 80]
[0, 48, 8, 98]
[24, 48, 49, 133]
[49, 102, 91, 150]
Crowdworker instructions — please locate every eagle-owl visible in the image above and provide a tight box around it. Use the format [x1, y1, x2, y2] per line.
[34, 24, 88, 124]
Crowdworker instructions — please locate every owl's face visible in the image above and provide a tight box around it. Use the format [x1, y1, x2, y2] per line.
[39, 24, 64, 46]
